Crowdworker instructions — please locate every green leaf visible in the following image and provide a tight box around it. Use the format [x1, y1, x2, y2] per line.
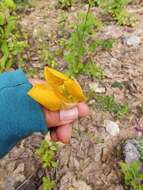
[82, 62, 104, 79]
[0, 53, 9, 69]
[112, 81, 124, 89]
[36, 140, 59, 169]
[9, 41, 28, 55]
[119, 161, 143, 190]
[51, 161, 58, 168]
[42, 177, 54, 190]
[95, 95, 129, 118]
[5, 59, 13, 69]
[1, 42, 8, 54]
[0, 13, 5, 25]
[3, 0, 16, 10]
[5, 16, 17, 37]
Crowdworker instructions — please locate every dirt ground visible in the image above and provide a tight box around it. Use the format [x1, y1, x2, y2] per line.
[1, 0, 143, 189]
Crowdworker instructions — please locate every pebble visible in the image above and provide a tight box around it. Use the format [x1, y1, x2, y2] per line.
[101, 147, 108, 162]
[73, 180, 92, 190]
[3, 177, 15, 190]
[14, 163, 25, 174]
[104, 120, 120, 136]
[15, 174, 26, 183]
[124, 140, 140, 164]
[7, 162, 16, 172]
[115, 185, 124, 190]
[88, 99, 96, 106]
[89, 82, 106, 93]
[68, 187, 75, 190]
[124, 35, 141, 46]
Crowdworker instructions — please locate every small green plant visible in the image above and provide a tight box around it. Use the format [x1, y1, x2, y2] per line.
[119, 161, 143, 190]
[81, 62, 104, 79]
[38, 42, 58, 68]
[36, 140, 59, 168]
[0, 0, 28, 72]
[36, 141, 59, 190]
[42, 177, 55, 190]
[96, 95, 129, 118]
[64, 10, 102, 75]
[58, 0, 74, 9]
[14, 0, 35, 9]
[97, 0, 136, 26]
[94, 0, 102, 6]
[63, 0, 114, 78]
[111, 81, 125, 90]
[89, 38, 115, 52]
[64, 11, 104, 77]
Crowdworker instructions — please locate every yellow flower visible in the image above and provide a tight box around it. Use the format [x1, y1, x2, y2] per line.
[28, 67, 86, 111]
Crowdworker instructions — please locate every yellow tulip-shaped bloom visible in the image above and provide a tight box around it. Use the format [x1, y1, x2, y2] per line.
[28, 67, 86, 111]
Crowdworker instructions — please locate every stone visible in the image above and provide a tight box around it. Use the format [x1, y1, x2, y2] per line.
[102, 25, 123, 38]
[124, 35, 141, 46]
[124, 140, 140, 164]
[14, 163, 24, 174]
[115, 185, 124, 190]
[3, 176, 15, 190]
[101, 147, 108, 162]
[14, 174, 26, 183]
[68, 187, 75, 190]
[7, 162, 16, 172]
[59, 172, 75, 190]
[89, 82, 106, 93]
[73, 180, 92, 190]
[104, 120, 120, 136]
[88, 99, 96, 106]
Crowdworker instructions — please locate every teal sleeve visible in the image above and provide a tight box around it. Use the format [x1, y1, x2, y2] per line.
[0, 70, 48, 158]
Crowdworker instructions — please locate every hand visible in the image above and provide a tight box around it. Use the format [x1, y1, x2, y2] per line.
[29, 79, 89, 144]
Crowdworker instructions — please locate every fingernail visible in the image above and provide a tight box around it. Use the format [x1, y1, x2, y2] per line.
[60, 107, 78, 121]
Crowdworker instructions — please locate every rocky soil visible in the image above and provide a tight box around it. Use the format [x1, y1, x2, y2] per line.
[1, 0, 143, 189]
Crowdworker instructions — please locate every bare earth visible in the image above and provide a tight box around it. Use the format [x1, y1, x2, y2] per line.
[0, 0, 143, 189]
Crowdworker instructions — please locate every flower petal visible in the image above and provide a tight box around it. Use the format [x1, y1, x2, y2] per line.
[44, 67, 69, 85]
[28, 83, 63, 111]
[64, 79, 86, 102]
